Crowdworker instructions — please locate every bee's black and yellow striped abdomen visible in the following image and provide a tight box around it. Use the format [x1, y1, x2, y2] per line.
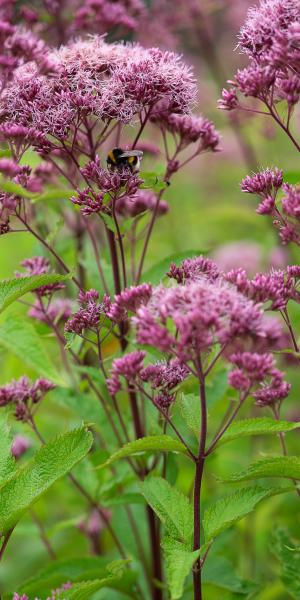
[106, 148, 143, 172]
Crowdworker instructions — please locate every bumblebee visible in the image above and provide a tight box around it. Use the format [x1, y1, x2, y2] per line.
[107, 148, 143, 173]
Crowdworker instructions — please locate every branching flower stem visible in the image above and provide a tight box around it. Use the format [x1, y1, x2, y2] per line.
[193, 355, 207, 600]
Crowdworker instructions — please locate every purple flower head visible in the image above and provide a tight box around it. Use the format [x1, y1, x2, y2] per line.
[16, 256, 65, 297]
[81, 157, 143, 197]
[282, 183, 300, 218]
[11, 434, 31, 459]
[238, 0, 299, 59]
[218, 87, 239, 111]
[228, 369, 251, 391]
[19, 256, 49, 276]
[241, 168, 283, 196]
[228, 351, 290, 405]
[107, 284, 152, 322]
[71, 188, 104, 216]
[0, 158, 22, 178]
[229, 351, 275, 383]
[151, 109, 220, 151]
[141, 358, 189, 391]
[0, 123, 51, 159]
[0, 376, 55, 421]
[107, 350, 146, 395]
[13, 595, 29, 600]
[116, 189, 168, 218]
[74, 0, 145, 35]
[280, 74, 300, 106]
[154, 391, 175, 410]
[167, 255, 220, 284]
[235, 64, 276, 98]
[133, 278, 265, 361]
[223, 0, 300, 118]
[253, 371, 291, 406]
[227, 266, 300, 311]
[65, 289, 110, 335]
[256, 195, 275, 215]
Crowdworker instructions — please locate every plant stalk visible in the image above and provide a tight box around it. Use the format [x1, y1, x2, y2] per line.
[193, 356, 207, 600]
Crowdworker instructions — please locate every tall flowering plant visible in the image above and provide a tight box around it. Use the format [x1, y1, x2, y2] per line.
[0, 2, 299, 600]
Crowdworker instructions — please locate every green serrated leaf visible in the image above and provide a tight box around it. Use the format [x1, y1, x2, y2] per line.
[141, 250, 207, 285]
[272, 529, 300, 599]
[0, 274, 69, 314]
[141, 476, 193, 544]
[202, 556, 259, 595]
[0, 314, 67, 386]
[203, 485, 292, 542]
[0, 412, 15, 482]
[95, 435, 188, 470]
[178, 393, 200, 439]
[0, 427, 93, 535]
[18, 557, 113, 597]
[220, 456, 300, 483]
[62, 560, 131, 600]
[162, 537, 201, 600]
[215, 418, 300, 449]
[62, 578, 120, 600]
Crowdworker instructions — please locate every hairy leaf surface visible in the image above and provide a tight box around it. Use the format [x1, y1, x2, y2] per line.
[162, 537, 201, 600]
[141, 476, 193, 544]
[216, 418, 300, 449]
[0, 427, 93, 535]
[221, 456, 300, 483]
[203, 485, 292, 542]
[0, 274, 69, 313]
[96, 435, 188, 470]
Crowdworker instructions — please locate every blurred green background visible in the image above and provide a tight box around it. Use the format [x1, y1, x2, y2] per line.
[0, 1, 300, 598]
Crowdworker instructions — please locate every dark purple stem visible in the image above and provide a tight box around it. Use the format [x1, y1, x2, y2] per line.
[265, 101, 300, 152]
[193, 355, 207, 600]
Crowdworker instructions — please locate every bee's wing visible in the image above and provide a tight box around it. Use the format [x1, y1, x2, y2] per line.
[119, 150, 143, 158]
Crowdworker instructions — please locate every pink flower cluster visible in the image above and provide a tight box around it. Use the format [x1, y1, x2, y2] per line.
[228, 351, 290, 406]
[226, 266, 300, 310]
[107, 350, 146, 394]
[74, 0, 145, 35]
[241, 169, 300, 246]
[133, 279, 265, 361]
[167, 255, 220, 284]
[219, 0, 300, 117]
[151, 109, 220, 152]
[141, 358, 189, 409]
[16, 256, 65, 297]
[0, 37, 198, 149]
[107, 284, 152, 322]
[65, 289, 110, 335]
[0, 376, 55, 421]
[105, 255, 292, 412]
